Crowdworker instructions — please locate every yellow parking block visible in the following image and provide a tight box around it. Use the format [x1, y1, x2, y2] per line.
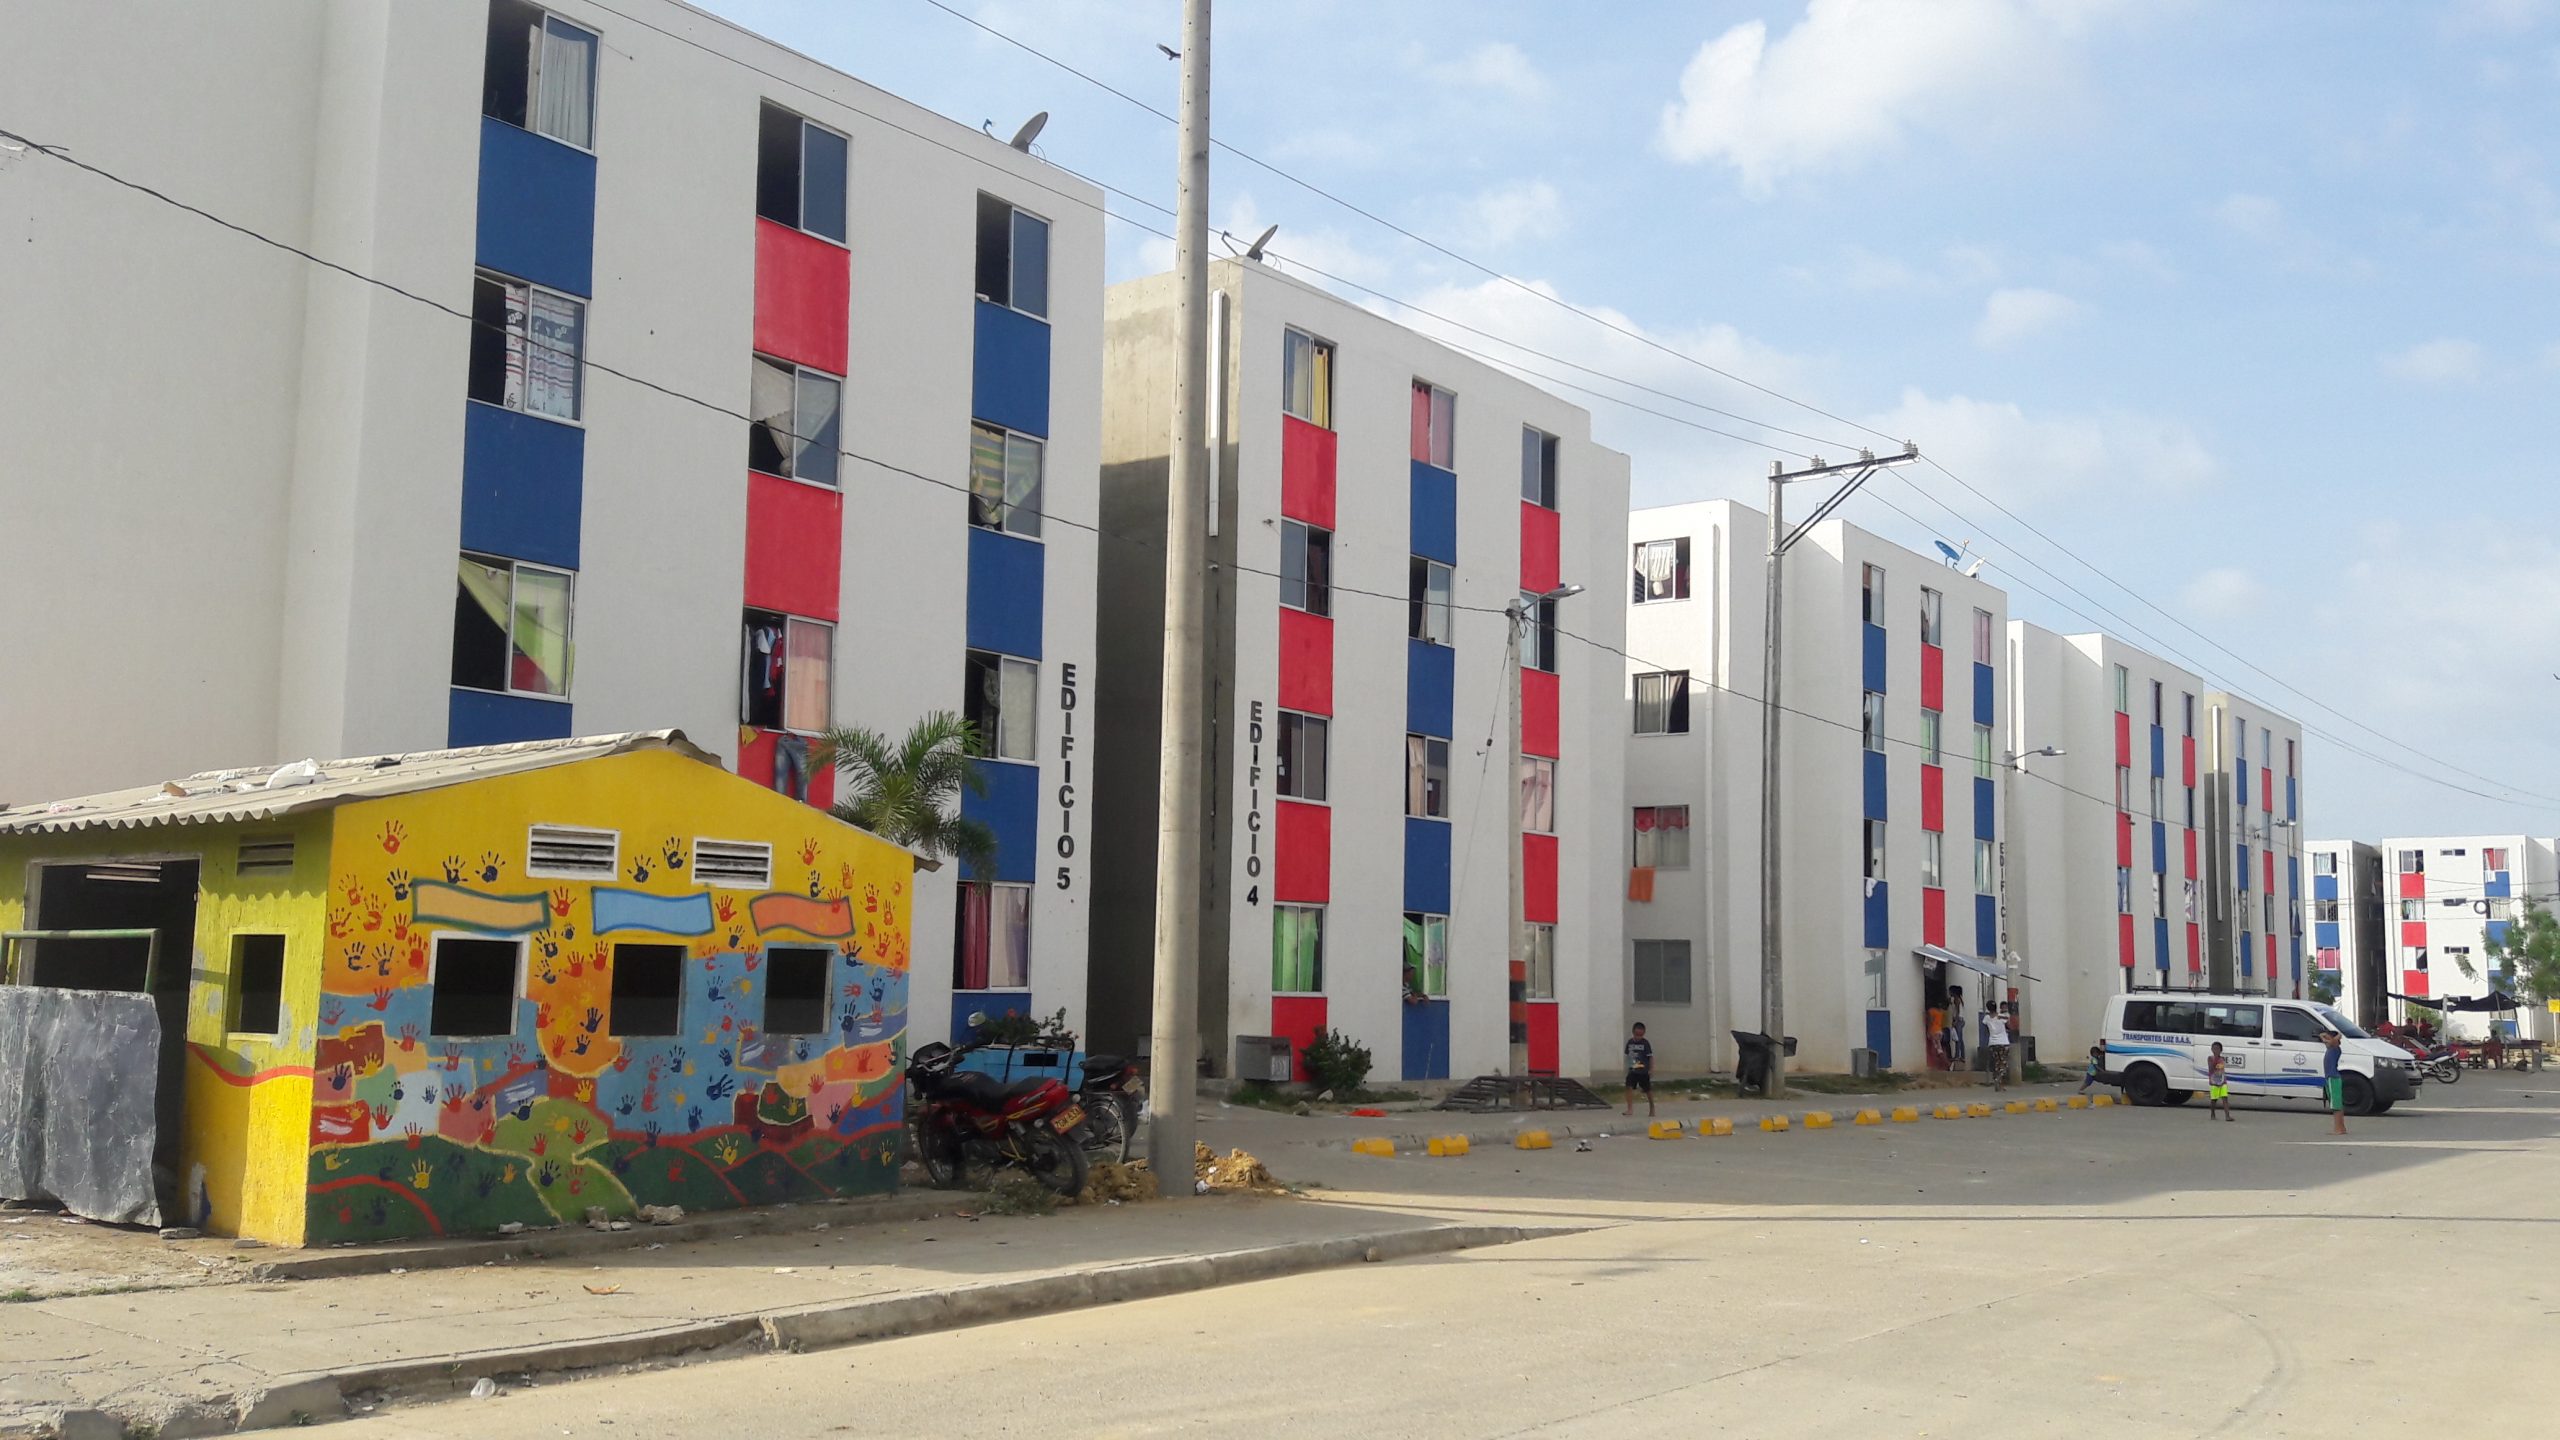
[2034, 1098, 2059, 1113]
[1515, 1130, 1553, 1150]
[2092, 1094, 2116, 1108]
[2005, 1100, 2030, 1115]
[1932, 1104, 1963, 1119]
[1802, 1111, 1834, 1129]
[1648, 1120, 1685, 1140]
[1890, 1106, 1920, 1123]
[1351, 1137, 1395, 1157]
[2065, 1095, 2091, 1109]
[1853, 1109, 1883, 1125]
[1966, 1103, 1993, 1118]
[1760, 1114, 1791, 1133]
[1702, 1116, 1734, 1137]
[1426, 1135, 1471, 1157]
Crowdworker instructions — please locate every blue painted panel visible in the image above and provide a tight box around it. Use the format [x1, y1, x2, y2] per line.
[1864, 1010, 1893, 1069]
[2485, 872, 2512, 899]
[1973, 777, 1994, 841]
[2316, 921, 2340, 948]
[448, 687, 572, 747]
[950, 991, 1034, 1046]
[2488, 919, 2512, 947]
[1403, 819, 1452, 915]
[972, 300, 1052, 437]
[966, 527, 1046, 659]
[1862, 750, 1887, 820]
[961, 759, 1040, 883]
[1410, 461, 1457, 564]
[1974, 893, 1997, 958]
[2240, 932, 2254, 977]
[2152, 821, 2168, 873]
[2150, 725, 2166, 778]
[1863, 881, 1889, 948]
[476, 116, 595, 296]
[1972, 662, 1994, 725]
[1402, 999, 1452, 1081]
[1861, 624, 1886, 692]
[461, 403, 584, 569]
[2314, 873, 2338, 901]
[2237, 761, 2248, 808]
[2154, 917, 2172, 971]
[2236, 843, 2250, 890]
[1406, 639, 1455, 739]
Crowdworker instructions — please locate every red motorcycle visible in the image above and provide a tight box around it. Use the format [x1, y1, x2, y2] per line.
[905, 1039, 1090, 1196]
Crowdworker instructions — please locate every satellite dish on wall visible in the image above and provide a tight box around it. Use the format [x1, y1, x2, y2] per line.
[1008, 112, 1049, 151]
[1243, 224, 1280, 260]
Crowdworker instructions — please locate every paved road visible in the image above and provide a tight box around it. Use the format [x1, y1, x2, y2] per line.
[318, 1075, 2560, 1438]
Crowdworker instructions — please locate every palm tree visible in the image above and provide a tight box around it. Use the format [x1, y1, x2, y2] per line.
[814, 711, 997, 873]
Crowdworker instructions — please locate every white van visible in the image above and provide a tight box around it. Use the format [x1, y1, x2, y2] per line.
[2099, 990, 2420, 1115]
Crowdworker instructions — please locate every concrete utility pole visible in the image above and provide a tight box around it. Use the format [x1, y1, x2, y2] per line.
[1758, 445, 1917, 1100]
[1145, 0, 1211, 1192]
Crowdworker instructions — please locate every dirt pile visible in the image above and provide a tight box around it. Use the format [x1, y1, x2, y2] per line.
[1080, 1160, 1159, 1204]
[1194, 1143, 1285, 1193]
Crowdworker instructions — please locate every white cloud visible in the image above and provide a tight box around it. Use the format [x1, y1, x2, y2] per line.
[1459, 179, 1565, 249]
[1973, 287, 2083, 348]
[2211, 192, 2373, 278]
[1654, 0, 2136, 193]
[1863, 389, 2218, 509]
[1424, 40, 1550, 101]
[2381, 338, 2486, 385]
[2180, 566, 2267, 620]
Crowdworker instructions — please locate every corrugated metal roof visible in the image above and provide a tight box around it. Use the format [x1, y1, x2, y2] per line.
[0, 731, 718, 837]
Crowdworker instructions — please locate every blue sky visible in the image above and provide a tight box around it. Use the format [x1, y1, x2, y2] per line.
[703, 0, 2560, 841]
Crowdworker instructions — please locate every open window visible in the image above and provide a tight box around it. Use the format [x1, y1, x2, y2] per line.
[1283, 328, 1334, 428]
[1410, 382, 1456, 468]
[608, 943, 684, 1036]
[1281, 521, 1332, 615]
[1523, 924, 1556, 999]
[974, 193, 1050, 318]
[1408, 557, 1453, 644]
[484, 0, 597, 149]
[953, 882, 1031, 989]
[1405, 734, 1449, 819]
[228, 935, 286, 1036]
[741, 610, 832, 733]
[1632, 537, 1689, 603]
[468, 272, 584, 421]
[1402, 913, 1448, 999]
[968, 422, 1044, 537]
[1277, 711, 1329, 801]
[1519, 425, 1556, 506]
[756, 103, 847, 243]
[749, 356, 842, 487]
[454, 554, 574, 698]
[1519, 756, 1556, 834]
[964, 649, 1038, 761]
[429, 937, 521, 1038]
[763, 946, 830, 1035]
[1634, 671, 1690, 735]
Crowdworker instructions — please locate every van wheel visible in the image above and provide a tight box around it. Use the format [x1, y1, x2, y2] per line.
[2125, 1064, 2169, 1106]
[2344, 1073, 2377, 1117]
[2371, 1099, 2394, 1115]
[2163, 1089, 2195, 1106]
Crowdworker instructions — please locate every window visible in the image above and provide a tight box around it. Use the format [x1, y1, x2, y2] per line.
[1864, 948, 1888, 1009]
[2117, 866, 2133, 914]
[2202, 1004, 2264, 1039]
[1919, 588, 1944, 646]
[1634, 671, 1691, 735]
[2183, 878, 2198, 922]
[2261, 731, 2271, 767]
[756, 104, 847, 243]
[974, 193, 1049, 318]
[750, 357, 842, 487]
[740, 611, 832, 733]
[483, 1, 596, 149]
[1922, 832, 1945, 889]
[1523, 923, 1556, 999]
[2315, 899, 2339, 924]
[2441, 848, 2466, 858]
[1411, 382, 1457, 468]
[2181, 693, 2195, 736]
[1277, 711, 1329, 801]
[1920, 709, 1943, 765]
[1403, 913, 1447, 998]
[1864, 820, 1888, 880]
[953, 882, 1031, 989]
[2185, 786, 2197, 829]
[1409, 558, 1453, 644]
[1861, 564, 1885, 625]
[2401, 898, 2431, 920]
[2152, 873, 2168, 919]
[1632, 538, 1690, 602]
[693, 839, 773, 889]
[2150, 680, 2164, 727]
[1282, 329, 1334, 428]
[2286, 738, 2296, 778]
[1521, 426, 1558, 506]
[1861, 691, 1886, 753]
[1521, 592, 1558, 674]
[763, 946, 831, 1035]
[469, 273, 584, 421]
[1973, 724, 1993, 779]
[2115, 767, 2131, 810]
[2272, 1007, 2326, 1044]
[430, 936, 521, 1038]
[1273, 905, 1324, 992]
[1280, 521, 1332, 615]
[1976, 840, 1997, 895]
[968, 423, 1044, 537]
[1519, 756, 1556, 834]
[1632, 940, 1691, 1005]
[2484, 847, 2510, 872]
[235, 836, 296, 877]
[965, 650, 1038, 762]
[2264, 894, 2275, 932]
[2112, 664, 2131, 713]
[228, 935, 285, 1036]
[1633, 806, 1690, 869]
[1972, 607, 1993, 663]
[2487, 897, 2514, 920]
[456, 555, 574, 698]
[2413, 947, 2429, 971]
[526, 824, 618, 881]
[2150, 775, 2164, 820]
[2398, 850, 2425, 875]
[2315, 850, 2338, 876]
[1405, 735, 1450, 818]
[609, 944, 684, 1036]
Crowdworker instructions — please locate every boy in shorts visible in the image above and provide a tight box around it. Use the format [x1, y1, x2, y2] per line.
[2206, 1041, 2233, 1120]
[2324, 1028, 2347, 1135]
[1622, 1023, 1655, 1118]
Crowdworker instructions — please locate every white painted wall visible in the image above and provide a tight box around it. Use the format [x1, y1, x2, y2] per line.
[2375, 834, 2557, 1041]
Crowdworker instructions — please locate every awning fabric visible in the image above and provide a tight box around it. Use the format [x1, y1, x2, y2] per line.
[1913, 944, 2006, 981]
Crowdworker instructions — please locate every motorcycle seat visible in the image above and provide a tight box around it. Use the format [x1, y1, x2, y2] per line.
[933, 1071, 1055, 1109]
[1081, 1054, 1129, 1078]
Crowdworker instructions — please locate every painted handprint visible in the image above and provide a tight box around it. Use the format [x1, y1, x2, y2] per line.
[798, 837, 822, 866]
[372, 942, 396, 976]
[476, 851, 503, 883]
[714, 894, 737, 923]
[386, 868, 412, 903]
[628, 854, 652, 884]
[441, 855, 466, 884]
[379, 820, 406, 854]
[328, 907, 354, 941]
[551, 886, 573, 918]
[664, 839, 689, 872]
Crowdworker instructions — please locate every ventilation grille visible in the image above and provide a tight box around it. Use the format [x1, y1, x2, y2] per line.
[694, 839, 773, 889]
[236, 837, 296, 876]
[527, 824, 619, 880]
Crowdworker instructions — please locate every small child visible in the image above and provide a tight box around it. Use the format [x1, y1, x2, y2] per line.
[1622, 1023, 1656, 1118]
[2076, 1043, 2105, 1095]
[2207, 1041, 2234, 1121]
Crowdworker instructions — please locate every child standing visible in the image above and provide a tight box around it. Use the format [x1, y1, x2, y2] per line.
[2324, 1029, 2348, 1136]
[1622, 1023, 1656, 1118]
[2206, 1041, 2234, 1121]
[2076, 1044, 2105, 1095]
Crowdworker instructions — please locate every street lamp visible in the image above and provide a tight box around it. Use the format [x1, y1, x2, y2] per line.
[1507, 582, 1583, 1079]
[1998, 746, 2062, 1045]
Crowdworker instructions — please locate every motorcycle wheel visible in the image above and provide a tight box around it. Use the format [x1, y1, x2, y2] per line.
[915, 1116, 969, 1190]
[1078, 1092, 1133, 1164]
[2429, 1061, 2460, 1085]
[1019, 1122, 1091, 1197]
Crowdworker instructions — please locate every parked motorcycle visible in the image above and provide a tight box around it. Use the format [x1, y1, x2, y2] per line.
[1072, 1051, 1144, 1163]
[2422, 1046, 2461, 1085]
[904, 1038, 1090, 1197]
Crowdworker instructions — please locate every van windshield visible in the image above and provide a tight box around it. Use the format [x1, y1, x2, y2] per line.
[2310, 1003, 2369, 1039]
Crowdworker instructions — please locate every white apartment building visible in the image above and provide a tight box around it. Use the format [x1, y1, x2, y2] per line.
[1093, 261, 1631, 1082]
[2305, 839, 2386, 1028]
[1623, 502, 2010, 1076]
[2375, 836, 2557, 1039]
[0, 0, 1102, 1047]
[2201, 694, 2308, 998]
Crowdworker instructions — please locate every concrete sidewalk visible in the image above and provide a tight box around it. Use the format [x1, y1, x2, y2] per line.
[0, 1192, 1559, 1439]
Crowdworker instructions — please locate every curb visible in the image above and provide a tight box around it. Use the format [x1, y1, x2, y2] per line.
[23, 1222, 1569, 1439]
[1338, 1086, 2116, 1152]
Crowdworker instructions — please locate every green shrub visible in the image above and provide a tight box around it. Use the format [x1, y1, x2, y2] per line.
[1300, 1027, 1373, 1095]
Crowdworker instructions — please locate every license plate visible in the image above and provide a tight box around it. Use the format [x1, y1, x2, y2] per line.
[1051, 1105, 1085, 1133]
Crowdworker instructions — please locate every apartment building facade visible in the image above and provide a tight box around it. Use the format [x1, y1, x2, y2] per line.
[1093, 261, 1630, 1082]
[1623, 502, 2010, 1076]
[2305, 839, 2386, 1028]
[2199, 694, 2308, 998]
[0, 0, 1101, 1048]
[2374, 836, 2556, 1038]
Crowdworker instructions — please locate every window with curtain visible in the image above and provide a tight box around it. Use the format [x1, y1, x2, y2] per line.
[1973, 724, 1994, 778]
[1919, 587, 1943, 646]
[1281, 521, 1332, 614]
[1633, 671, 1689, 734]
[967, 423, 1043, 537]
[965, 650, 1037, 761]
[1861, 564, 1884, 624]
[1973, 607, 1993, 663]
[1977, 839, 1997, 895]
[484, 3, 596, 149]
[1861, 691, 1885, 752]
[1412, 382, 1456, 468]
[1523, 924, 1556, 999]
[1631, 538, 1689, 602]
[748, 357, 840, 486]
[1273, 906, 1324, 992]
[1632, 806, 1689, 869]
[1520, 756, 1556, 834]
[1402, 913, 1447, 998]
[1405, 735, 1449, 819]
[1920, 709, 1942, 765]
[468, 273, 584, 422]
[1922, 832, 1945, 889]
[454, 554, 574, 699]
[782, 618, 831, 733]
[951, 883, 1031, 990]
[1283, 329, 1334, 428]
[1408, 558, 1453, 644]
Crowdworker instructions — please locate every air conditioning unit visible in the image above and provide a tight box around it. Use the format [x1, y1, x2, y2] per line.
[1234, 1035, 1293, 1084]
[1850, 1047, 1879, 1078]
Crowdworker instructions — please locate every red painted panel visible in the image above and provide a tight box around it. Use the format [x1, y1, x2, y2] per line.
[2401, 920, 2426, 948]
[744, 472, 843, 621]
[2120, 914, 2138, 968]
[2264, 851, 2275, 893]
[1271, 996, 1327, 1082]
[1523, 833, 1559, 924]
[2187, 922, 2202, 973]
[2181, 735, 2196, 787]
[737, 732, 835, 810]
[2115, 712, 2132, 767]
[2401, 970, 2430, 999]
[1279, 416, 1337, 529]
[1922, 887, 1947, 947]
[2397, 871, 2426, 900]
[2183, 828, 2198, 879]
[2260, 768, 2272, 812]
[1277, 608, 1334, 716]
[753, 218, 849, 374]
[1522, 667, 1560, 759]
[1919, 764, 1945, 832]
[2267, 934, 2278, 976]
[1919, 644, 1944, 711]
[1519, 501, 1561, 594]
[2117, 813, 2134, 867]
[1273, 800, 1330, 904]
[1525, 1001, 1560, 1076]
